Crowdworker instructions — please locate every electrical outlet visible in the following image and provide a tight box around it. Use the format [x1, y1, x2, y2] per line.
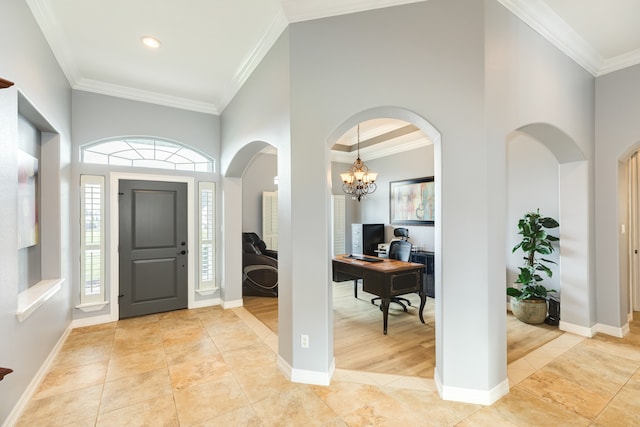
[301, 334, 309, 348]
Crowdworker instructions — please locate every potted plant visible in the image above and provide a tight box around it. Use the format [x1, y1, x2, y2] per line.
[507, 209, 559, 324]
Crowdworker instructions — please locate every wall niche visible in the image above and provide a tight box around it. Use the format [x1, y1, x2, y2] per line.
[16, 91, 63, 322]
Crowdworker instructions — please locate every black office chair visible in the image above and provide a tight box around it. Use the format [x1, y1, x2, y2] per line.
[371, 239, 413, 311]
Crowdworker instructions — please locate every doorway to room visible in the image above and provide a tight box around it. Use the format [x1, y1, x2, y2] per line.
[329, 114, 437, 377]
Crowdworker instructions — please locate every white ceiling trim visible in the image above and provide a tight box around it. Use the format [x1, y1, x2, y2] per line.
[282, 0, 425, 23]
[26, 0, 83, 86]
[598, 48, 640, 77]
[497, 0, 603, 76]
[74, 78, 219, 114]
[221, 11, 289, 111]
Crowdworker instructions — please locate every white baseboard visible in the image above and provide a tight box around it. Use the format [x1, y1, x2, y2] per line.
[596, 322, 629, 338]
[277, 355, 335, 386]
[223, 299, 243, 309]
[559, 320, 596, 337]
[2, 324, 73, 427]
[70, 313, 113, 329]
[191, 297, 221, 309]
[433, 368, 509, 406]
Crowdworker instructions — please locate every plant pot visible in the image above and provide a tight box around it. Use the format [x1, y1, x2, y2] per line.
[510, 298, 547, 324]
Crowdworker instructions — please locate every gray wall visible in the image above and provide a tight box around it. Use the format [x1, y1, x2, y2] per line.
[595, 63, 640, 326]
[287, 0, 489, 389]
[220, 29, 291, 352]
[71, 91, 221, 316]
[242, 152, 278, 234]
[0, 0, 72, 423]
[486, 0, 595, 333]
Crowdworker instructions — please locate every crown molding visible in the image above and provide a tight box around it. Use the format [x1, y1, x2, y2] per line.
[74, 79, 219, 115]
[282, 0, 425, 23]
[26, 0, 83, 86]
[219, 10, 289, 111]
[331, 136, 430, 163]
[497, 0, 603, 76]
[597, 48, 640, 76]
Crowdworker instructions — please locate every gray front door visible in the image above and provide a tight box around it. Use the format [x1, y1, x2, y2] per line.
[119, 179, 188, 319]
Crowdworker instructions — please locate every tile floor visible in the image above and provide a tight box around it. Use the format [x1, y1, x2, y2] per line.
[15, 307, 640, 426]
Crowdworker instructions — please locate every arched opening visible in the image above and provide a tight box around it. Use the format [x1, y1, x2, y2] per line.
[327, 107, 442, 380]
[506, 123, 592, 336]
[222, 140, 279, 306]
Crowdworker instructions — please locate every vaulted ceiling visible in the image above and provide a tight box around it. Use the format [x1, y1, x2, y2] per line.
[28, 0, 640, 116]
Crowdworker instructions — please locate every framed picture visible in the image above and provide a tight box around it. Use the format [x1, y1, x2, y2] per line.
[390, 177, 434, 226]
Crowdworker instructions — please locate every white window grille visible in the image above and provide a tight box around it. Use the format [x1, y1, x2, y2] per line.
[198, 182, 216, 292]
[80, 175, 105, 306]
[81, 137, 214, 172]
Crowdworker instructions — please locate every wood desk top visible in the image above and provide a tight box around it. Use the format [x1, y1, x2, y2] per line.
[333, 254, 424, 272]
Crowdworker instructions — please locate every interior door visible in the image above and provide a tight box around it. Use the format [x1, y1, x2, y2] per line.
[119, 179, 188, 318]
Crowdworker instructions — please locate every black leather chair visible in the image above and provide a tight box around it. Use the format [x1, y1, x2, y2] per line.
[371, 239, 413, 311]
[243, 232, 277, 259]
[242, 233, 278, 297]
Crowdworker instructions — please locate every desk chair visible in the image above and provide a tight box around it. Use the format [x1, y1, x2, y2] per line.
[371, 239, 413, 311]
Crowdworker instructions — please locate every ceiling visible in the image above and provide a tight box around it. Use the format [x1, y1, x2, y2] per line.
[26, 0, 640, 158]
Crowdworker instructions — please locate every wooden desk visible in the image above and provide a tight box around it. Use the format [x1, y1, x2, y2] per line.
[332, 255, 425, 334]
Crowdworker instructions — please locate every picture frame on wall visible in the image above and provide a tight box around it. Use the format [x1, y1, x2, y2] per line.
[389, 176, 434, 226]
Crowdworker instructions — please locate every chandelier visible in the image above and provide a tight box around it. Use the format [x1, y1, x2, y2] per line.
[340, 124, 378, 201]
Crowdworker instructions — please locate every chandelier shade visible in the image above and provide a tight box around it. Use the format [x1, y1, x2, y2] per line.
[340, 124, 378, 201]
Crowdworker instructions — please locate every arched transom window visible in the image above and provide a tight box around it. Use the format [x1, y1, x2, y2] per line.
[81, 137, 214, 172]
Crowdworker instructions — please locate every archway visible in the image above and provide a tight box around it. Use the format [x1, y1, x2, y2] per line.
[507, 123, 593, 335]
[327, 107, 442, 379]
[222, 141, 279, 306]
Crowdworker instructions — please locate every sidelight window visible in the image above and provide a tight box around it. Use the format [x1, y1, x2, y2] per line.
[198, 182, 216, 292]
[79, 175, 106, 307]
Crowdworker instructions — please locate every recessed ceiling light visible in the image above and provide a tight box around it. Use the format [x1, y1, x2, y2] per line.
[141, 36, 161, 49]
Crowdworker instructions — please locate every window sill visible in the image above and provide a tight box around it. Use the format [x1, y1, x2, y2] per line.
[76, 301, 109, 312]
[196, 287, 218, 296]
[16, 278, 64, 322]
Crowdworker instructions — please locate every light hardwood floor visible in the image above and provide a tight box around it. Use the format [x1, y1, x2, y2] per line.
[244, 280, 563, 378]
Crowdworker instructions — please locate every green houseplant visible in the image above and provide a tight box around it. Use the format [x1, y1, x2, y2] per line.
[507, 209, 559, 324]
